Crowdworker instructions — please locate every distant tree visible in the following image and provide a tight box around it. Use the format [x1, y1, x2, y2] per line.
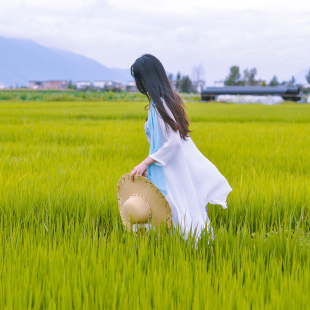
[280, 81, 287, 87]
[82, 85, 93, 92]
[68, 80, 76, 90]
[306, 70, 310, 84]
[168, 73, 174, 81]
[288, 76, 296, 86]
[261, 81, 267, 86]
[176, 72, 181, 91]
[179, 76, 193, 93]
[243, 68, 257, 86]
[225, 66, 241, 85]
[269, 76, 279, 86]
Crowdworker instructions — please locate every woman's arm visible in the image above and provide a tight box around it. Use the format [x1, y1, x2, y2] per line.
[130, 99, 182, 180]
[130, 156, 156, 182]
[148, 100, 182, 167]
[149, 124, 182, 167]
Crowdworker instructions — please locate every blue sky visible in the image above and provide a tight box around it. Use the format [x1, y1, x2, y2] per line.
[0, 0, 309, 84]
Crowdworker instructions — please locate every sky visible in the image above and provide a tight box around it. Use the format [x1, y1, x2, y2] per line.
[0, 0, 309, 85]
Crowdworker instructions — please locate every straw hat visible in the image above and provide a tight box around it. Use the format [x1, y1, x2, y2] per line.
[117, 173, 172, 231]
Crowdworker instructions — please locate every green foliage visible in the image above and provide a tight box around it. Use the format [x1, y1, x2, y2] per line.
[0, 90, 148, 102]
[0, 90, 201, 103]
[288, 76, 296, 86]
[269, 75, 279, 86]
[243, 68, 258, 86]
[179, 75, 193, 93]
[67, 80, 76, 90]
[225, 66, 241, 85]
[0, 101, 309, 309]
[176, 72, 181, 91]
[174, 73, 193, 93]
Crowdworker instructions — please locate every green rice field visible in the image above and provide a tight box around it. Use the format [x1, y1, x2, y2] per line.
[0, 100, 309, 309]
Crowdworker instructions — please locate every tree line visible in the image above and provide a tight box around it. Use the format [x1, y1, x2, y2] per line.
[168, 65, 205, 93]
[166, 65, 310, 93]
[167, 73, 194, 93]
[225, 66, 310, 87]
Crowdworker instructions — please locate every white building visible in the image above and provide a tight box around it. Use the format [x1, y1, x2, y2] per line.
[75, 81, 92, 90]
[0, 83, 17, 89]
[93, 81, 107, 89]
[29, 80, 69, 90]
[193, 80, 206, 93]
[106, 81, 123, 89]
[126, 81, 138, 92]
[94, 80, 124, 90]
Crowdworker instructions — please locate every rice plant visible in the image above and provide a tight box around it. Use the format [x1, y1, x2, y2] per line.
[0, 100, 309, 309]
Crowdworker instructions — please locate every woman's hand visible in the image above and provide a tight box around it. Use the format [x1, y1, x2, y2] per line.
[130, 157, 156, 182]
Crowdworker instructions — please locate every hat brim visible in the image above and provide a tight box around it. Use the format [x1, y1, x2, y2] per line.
[117, 173, 172, 231]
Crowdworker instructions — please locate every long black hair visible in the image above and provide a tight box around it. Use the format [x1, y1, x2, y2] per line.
[130, 54, 191, 140]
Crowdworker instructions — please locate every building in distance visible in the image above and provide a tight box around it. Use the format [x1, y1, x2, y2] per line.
[75, 81, 92, 90]
[29, 80, 69, 90]
[126, 81, 138, 92]
[201, 86, 302, 102]
[28, 80, 138, 91]
[192, 80, 206, 93]
[93, 81, 107, 89]
[93, 80, 124, 90]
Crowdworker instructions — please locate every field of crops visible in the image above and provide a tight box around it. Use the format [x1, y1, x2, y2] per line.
[0, 90, 200, 103]
[0, 100, 309, 309]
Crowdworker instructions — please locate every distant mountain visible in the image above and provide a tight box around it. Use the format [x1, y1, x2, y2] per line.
[110, 68, 134, 83]
[295, 67, 310, 85]
[0, 36, 131, 86]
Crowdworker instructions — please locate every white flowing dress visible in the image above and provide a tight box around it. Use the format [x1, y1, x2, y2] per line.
[144, 98, 232, 240]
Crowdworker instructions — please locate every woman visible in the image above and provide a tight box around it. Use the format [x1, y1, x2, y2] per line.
[130, 54, 232, 241]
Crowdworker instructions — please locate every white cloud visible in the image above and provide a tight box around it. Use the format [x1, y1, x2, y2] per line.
[0, 0, 309, 84]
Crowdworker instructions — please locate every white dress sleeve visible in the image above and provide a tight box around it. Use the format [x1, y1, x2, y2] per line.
[149, 99, 182, 167]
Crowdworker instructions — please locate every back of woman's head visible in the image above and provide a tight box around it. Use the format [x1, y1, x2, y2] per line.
[131, 54, 191, 140]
